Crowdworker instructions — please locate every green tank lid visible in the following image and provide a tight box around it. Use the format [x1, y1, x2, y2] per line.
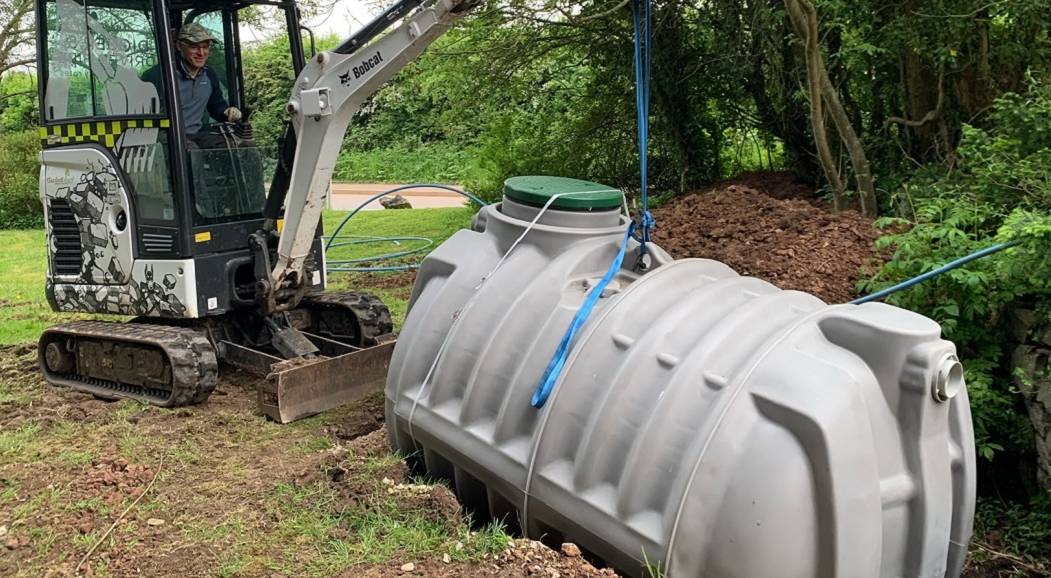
[503, 176, 623, 211]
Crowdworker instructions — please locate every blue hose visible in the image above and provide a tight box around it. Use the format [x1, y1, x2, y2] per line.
[324, 183, 487, 273]
[850, 240, 1019, 305]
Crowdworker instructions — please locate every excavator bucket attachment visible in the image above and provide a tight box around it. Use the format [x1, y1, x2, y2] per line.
[256, 341, 396, 423]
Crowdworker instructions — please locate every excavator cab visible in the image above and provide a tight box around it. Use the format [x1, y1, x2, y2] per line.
[37, 0, 308, 312]
[35, 0, 397, 421]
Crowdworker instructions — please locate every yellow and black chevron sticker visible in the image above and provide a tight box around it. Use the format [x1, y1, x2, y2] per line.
[39, 119, 172, 148]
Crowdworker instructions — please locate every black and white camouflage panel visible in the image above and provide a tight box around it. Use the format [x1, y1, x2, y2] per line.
[43, 147, 198, 318]
[49, 260, 195, 318]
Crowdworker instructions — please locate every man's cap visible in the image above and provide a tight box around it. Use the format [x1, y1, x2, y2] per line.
[178, 22, 218, 44]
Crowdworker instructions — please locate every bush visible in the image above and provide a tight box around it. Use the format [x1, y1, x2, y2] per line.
[0, 130, 42, 229]
[0, 72, 38, 133]
[861, 83, 1051, 465]
[975, 494, 1051, 561]
[332, 141, 476, 184]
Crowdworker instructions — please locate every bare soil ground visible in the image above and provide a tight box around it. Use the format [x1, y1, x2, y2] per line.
[0, 342, 616, 578]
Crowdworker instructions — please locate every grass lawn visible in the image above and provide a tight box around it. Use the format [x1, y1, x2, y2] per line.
[0, 207, 474, 345]
[0, 228, 93, 346]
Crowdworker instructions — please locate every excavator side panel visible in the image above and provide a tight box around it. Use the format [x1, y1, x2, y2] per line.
[43, 147, 199, 318]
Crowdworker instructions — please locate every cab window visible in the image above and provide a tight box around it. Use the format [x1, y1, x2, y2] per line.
[43, 0, 165, 120]
[179, 10, 266, 225]
[41, 0, 177, 225]
[177, 10, 232, 131]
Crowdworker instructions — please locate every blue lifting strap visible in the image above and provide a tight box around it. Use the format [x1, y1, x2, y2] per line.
[631, 0, 655, 252]
[531, 0, 654, 409]
[531, 222, 637, 408]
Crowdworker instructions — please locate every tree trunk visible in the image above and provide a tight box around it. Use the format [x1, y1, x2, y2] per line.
[785, 0, 878, 217]
[715, 0, 819, 184]
[784, 0, 845, 211]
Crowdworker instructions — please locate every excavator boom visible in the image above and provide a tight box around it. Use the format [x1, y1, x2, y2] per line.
[249, 0, 475, 421]
[266, 0, 475, 307]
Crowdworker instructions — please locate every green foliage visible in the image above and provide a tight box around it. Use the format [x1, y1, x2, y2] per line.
[720, 128, 786, 176]
[862, 84, 1051, 463]
[0, 71, 38, 133]
[333, 142, 475, 184]
[240, 34, 341, 172]
[975, 494, 1051, 560]
[241, 35, 302, 169]
[0, 130, 42, 229]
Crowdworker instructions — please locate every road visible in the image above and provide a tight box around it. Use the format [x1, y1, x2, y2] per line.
[328, 182, 471, 211]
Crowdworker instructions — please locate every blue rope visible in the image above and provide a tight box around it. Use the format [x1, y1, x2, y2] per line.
[530, 1, 656, 409]
[532, 221, 637, 408]
[631, 0, 654, 253]
[850, 240, 1019, 304]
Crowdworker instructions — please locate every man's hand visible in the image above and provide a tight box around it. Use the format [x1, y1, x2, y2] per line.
[225, 107, 242, 122]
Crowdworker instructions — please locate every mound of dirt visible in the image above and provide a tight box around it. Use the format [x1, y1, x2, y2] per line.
[652, 178, 882, 303]
[712, 170, 816, 202]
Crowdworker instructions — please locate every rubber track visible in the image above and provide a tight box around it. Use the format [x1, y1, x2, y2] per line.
[304, 292, 393, 345]
[40, 320, 219, 407]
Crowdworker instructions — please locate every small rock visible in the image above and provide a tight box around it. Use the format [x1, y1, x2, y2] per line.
[330, 527, 350, 540]
[5, 538, 19, 550]
[548, 570, 561, 578]
[561, 542, 581, 557]
[454, 541, 464, 551]
[0, 525, 6, 537]
[146, 518, 165, 526]
[399, 562, 415, 572]
[442, 553, 451, 564]
[381, 195, 412, 210]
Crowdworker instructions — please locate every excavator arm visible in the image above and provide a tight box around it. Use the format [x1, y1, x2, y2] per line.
[258, 0, 476, 312]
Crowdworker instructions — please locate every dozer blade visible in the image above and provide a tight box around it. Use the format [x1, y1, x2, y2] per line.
[257, 341, 396, 423]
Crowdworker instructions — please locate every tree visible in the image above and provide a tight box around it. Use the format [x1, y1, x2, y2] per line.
[784, 0, 877, 217]
[0, 70, 37, 132]
[0, 0, 34, 76]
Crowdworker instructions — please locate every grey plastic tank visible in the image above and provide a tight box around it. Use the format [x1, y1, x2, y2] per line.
[385, 176, 976, 578]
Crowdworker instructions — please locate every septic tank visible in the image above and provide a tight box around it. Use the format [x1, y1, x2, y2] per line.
[385, 176, 976, 578]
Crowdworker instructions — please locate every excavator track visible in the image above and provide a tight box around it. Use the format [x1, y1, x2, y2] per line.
[39, 320, 219, 407]
[300, 291, 394, 346]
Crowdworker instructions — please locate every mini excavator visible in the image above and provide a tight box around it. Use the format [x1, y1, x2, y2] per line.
[34, 0, 475, 422]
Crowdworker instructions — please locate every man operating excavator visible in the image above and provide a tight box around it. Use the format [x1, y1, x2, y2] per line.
[142, 22, 242, 134]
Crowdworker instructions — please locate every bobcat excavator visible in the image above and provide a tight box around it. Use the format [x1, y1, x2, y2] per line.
[34, 0, 474, 422]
